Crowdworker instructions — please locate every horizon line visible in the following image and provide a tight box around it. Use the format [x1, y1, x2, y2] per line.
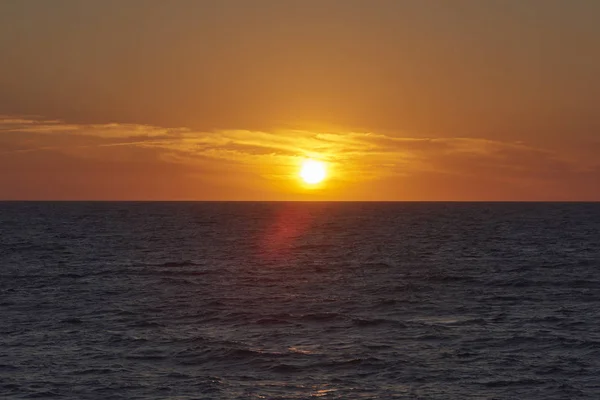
[0, 200, 598, 203]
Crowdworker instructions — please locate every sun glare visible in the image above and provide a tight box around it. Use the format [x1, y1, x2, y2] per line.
[299, 159, 327, 185]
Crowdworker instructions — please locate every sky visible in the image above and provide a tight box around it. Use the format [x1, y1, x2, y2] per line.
[1, 0, 599, 200]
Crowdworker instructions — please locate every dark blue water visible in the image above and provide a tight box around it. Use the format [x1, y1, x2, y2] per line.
[1, 202, 599, 399]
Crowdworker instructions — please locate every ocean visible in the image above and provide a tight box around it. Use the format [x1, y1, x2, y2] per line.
[1, 202, 599, 399]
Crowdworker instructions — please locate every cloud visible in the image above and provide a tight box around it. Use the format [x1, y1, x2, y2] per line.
[0, 116, 598, 200]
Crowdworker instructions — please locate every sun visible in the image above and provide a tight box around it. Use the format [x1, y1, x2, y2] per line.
[299, 159, 327, 185]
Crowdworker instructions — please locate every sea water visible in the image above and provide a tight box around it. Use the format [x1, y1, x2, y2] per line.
[1, 202, 599, 399]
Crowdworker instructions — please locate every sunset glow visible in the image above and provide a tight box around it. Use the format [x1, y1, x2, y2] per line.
[0, 2, 598, 201]
[299, 159, 327, 185]
[1, 3, 599, 398]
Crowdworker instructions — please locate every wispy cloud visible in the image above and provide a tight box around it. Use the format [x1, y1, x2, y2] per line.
[0, 116, 597, 200]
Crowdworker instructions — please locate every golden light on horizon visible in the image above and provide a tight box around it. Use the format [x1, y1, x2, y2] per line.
[299, 159, 327, 185]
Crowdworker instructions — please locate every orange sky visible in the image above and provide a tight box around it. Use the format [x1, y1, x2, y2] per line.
[1, 1, 599, 200]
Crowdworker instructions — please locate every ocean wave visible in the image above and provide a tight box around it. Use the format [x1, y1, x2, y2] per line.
[158, 260, 200, 268]
[2, 202, 600, 399]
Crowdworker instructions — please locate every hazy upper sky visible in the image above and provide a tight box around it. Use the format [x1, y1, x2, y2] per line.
[1, 0, 599, 200]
